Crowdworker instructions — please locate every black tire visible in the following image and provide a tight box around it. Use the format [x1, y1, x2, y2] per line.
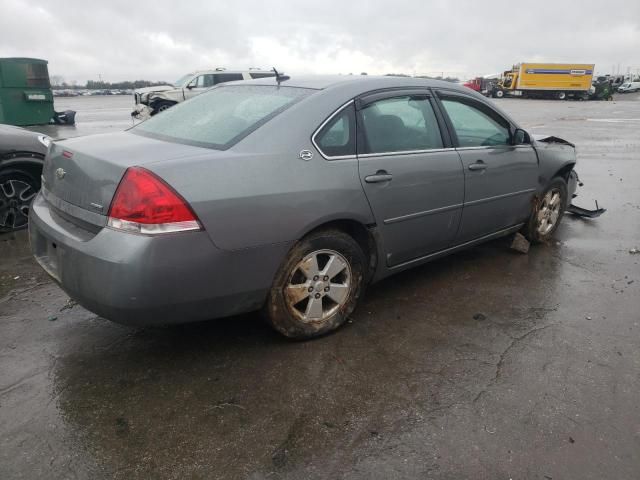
[0, 168, 40, 233]
[495, 90, 504, 98]
[557, 91, 567, 100]
[265, 229, 367, 339]
[151, 101, 175, 115]
[524, 177, 568, 243]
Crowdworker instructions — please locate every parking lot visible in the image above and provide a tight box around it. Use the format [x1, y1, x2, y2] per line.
[1, 93, 639, 479]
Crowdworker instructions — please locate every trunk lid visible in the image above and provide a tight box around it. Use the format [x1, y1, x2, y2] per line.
[42, 131, 213, 222]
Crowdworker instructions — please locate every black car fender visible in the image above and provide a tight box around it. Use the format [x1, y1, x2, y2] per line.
[0, 152, 45, 181]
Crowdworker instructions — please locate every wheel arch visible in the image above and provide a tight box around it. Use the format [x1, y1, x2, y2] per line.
[298, 218, 379, 282]
[0, 153, 44, 184]
[553, 162, 576, 182]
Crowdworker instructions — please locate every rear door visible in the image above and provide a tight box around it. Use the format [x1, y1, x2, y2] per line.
[435, 91, 538, 242]
[355, 90, 465, 267]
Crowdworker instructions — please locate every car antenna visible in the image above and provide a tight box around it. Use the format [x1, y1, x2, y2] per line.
[272, 67, 290, 84]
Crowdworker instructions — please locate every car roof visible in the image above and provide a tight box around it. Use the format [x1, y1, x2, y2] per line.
[241, 74, 471, 94]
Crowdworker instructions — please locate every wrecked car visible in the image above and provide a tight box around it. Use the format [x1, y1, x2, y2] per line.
[31, 75, 592, 338]
[0, 124, 50, 232]
[132, 68, 275, 117]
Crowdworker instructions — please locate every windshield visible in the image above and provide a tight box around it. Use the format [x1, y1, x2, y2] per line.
[133, 85, 313, 149]
[173, 74, 193, 87]
[621, 83, 631, 88]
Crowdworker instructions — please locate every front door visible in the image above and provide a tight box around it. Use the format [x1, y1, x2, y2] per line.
[356, 91, 465, 267]
[436, 92, 539, 242]
[185, 74, 214, 99]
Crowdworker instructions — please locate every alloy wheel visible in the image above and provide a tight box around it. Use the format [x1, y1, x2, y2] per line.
[0, 179, 36, 230]
[536, 188, 562, 235]
[285, 249, 352, 323]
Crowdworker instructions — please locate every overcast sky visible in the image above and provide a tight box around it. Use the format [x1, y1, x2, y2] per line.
[2, 0, 639, 83]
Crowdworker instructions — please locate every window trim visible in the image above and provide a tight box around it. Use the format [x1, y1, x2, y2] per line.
[311, 100, 357, 160]
[357, 147, 456, 158]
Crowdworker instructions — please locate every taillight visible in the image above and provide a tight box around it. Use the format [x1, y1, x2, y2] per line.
[107, 167, 201, 235]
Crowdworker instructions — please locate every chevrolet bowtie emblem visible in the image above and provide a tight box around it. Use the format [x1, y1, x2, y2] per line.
[55, 168, 66, 179]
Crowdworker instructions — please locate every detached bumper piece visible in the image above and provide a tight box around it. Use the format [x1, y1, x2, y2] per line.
[567, 201, 606, 218]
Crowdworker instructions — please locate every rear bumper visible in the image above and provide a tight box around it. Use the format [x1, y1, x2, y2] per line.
[28, 192, 288, 326]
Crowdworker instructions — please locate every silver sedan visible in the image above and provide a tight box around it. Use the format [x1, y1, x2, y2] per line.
[29, 75, 578, 338]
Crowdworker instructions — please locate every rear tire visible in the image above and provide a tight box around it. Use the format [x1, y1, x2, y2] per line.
[524, 177, 568, 243]
[0, 168, 40, 233]
[557, 91, 567, 100]
[265, 229, 367, 339]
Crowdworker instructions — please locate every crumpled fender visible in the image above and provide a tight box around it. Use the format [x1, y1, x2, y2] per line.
[531, 134, 575, 148]
[149, 89, 183, 104]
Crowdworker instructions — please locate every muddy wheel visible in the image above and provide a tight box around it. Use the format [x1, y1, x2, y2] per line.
[0, 168, 40, 233]
[265, 229, 367, 339]
[524, 177, 568, 243]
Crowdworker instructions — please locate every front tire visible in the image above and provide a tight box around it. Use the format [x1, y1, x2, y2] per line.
[0, 168, 40, 233]
[495, 90, 504, 98]
[151, 100, 175, 115]
[524, 177, 568, 243]
[265, 229, 367, 339]
[557, 91, 567, 100]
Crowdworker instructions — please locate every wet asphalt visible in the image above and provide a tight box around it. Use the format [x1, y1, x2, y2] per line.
[1, 93, 639, 479]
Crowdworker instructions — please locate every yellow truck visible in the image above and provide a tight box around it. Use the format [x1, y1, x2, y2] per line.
[492, 63, 595, 100]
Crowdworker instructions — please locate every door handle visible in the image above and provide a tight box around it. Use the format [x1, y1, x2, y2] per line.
[365, 170, 393, 183]
[468, 160, 487, 171]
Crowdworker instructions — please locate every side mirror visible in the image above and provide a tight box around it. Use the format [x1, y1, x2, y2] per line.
[513, 128, 530, 145]
[186, 84, 194, 89]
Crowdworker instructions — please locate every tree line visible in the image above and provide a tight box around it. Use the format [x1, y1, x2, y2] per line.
[50, 77, 169, 90]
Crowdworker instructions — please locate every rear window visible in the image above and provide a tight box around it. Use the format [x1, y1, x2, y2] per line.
[132, 85, 312, 149]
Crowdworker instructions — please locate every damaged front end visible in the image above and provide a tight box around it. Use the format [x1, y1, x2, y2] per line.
[131, 85, 175, 119]
[566, 170, 606, 218]
[533, 134, 606, 219]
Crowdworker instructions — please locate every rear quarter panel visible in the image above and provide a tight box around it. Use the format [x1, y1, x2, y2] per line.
[148, 92, 375, 251]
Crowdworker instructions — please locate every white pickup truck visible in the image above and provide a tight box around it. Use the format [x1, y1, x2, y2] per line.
[132, 68, 275, 117]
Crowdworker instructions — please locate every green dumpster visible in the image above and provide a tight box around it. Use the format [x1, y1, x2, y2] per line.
[0, 57, 55, 126]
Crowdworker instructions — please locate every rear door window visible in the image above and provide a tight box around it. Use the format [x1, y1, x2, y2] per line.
[214, 73, 244, 84]
[359, 96, 443, 154]
[440, 97, 511, 147]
